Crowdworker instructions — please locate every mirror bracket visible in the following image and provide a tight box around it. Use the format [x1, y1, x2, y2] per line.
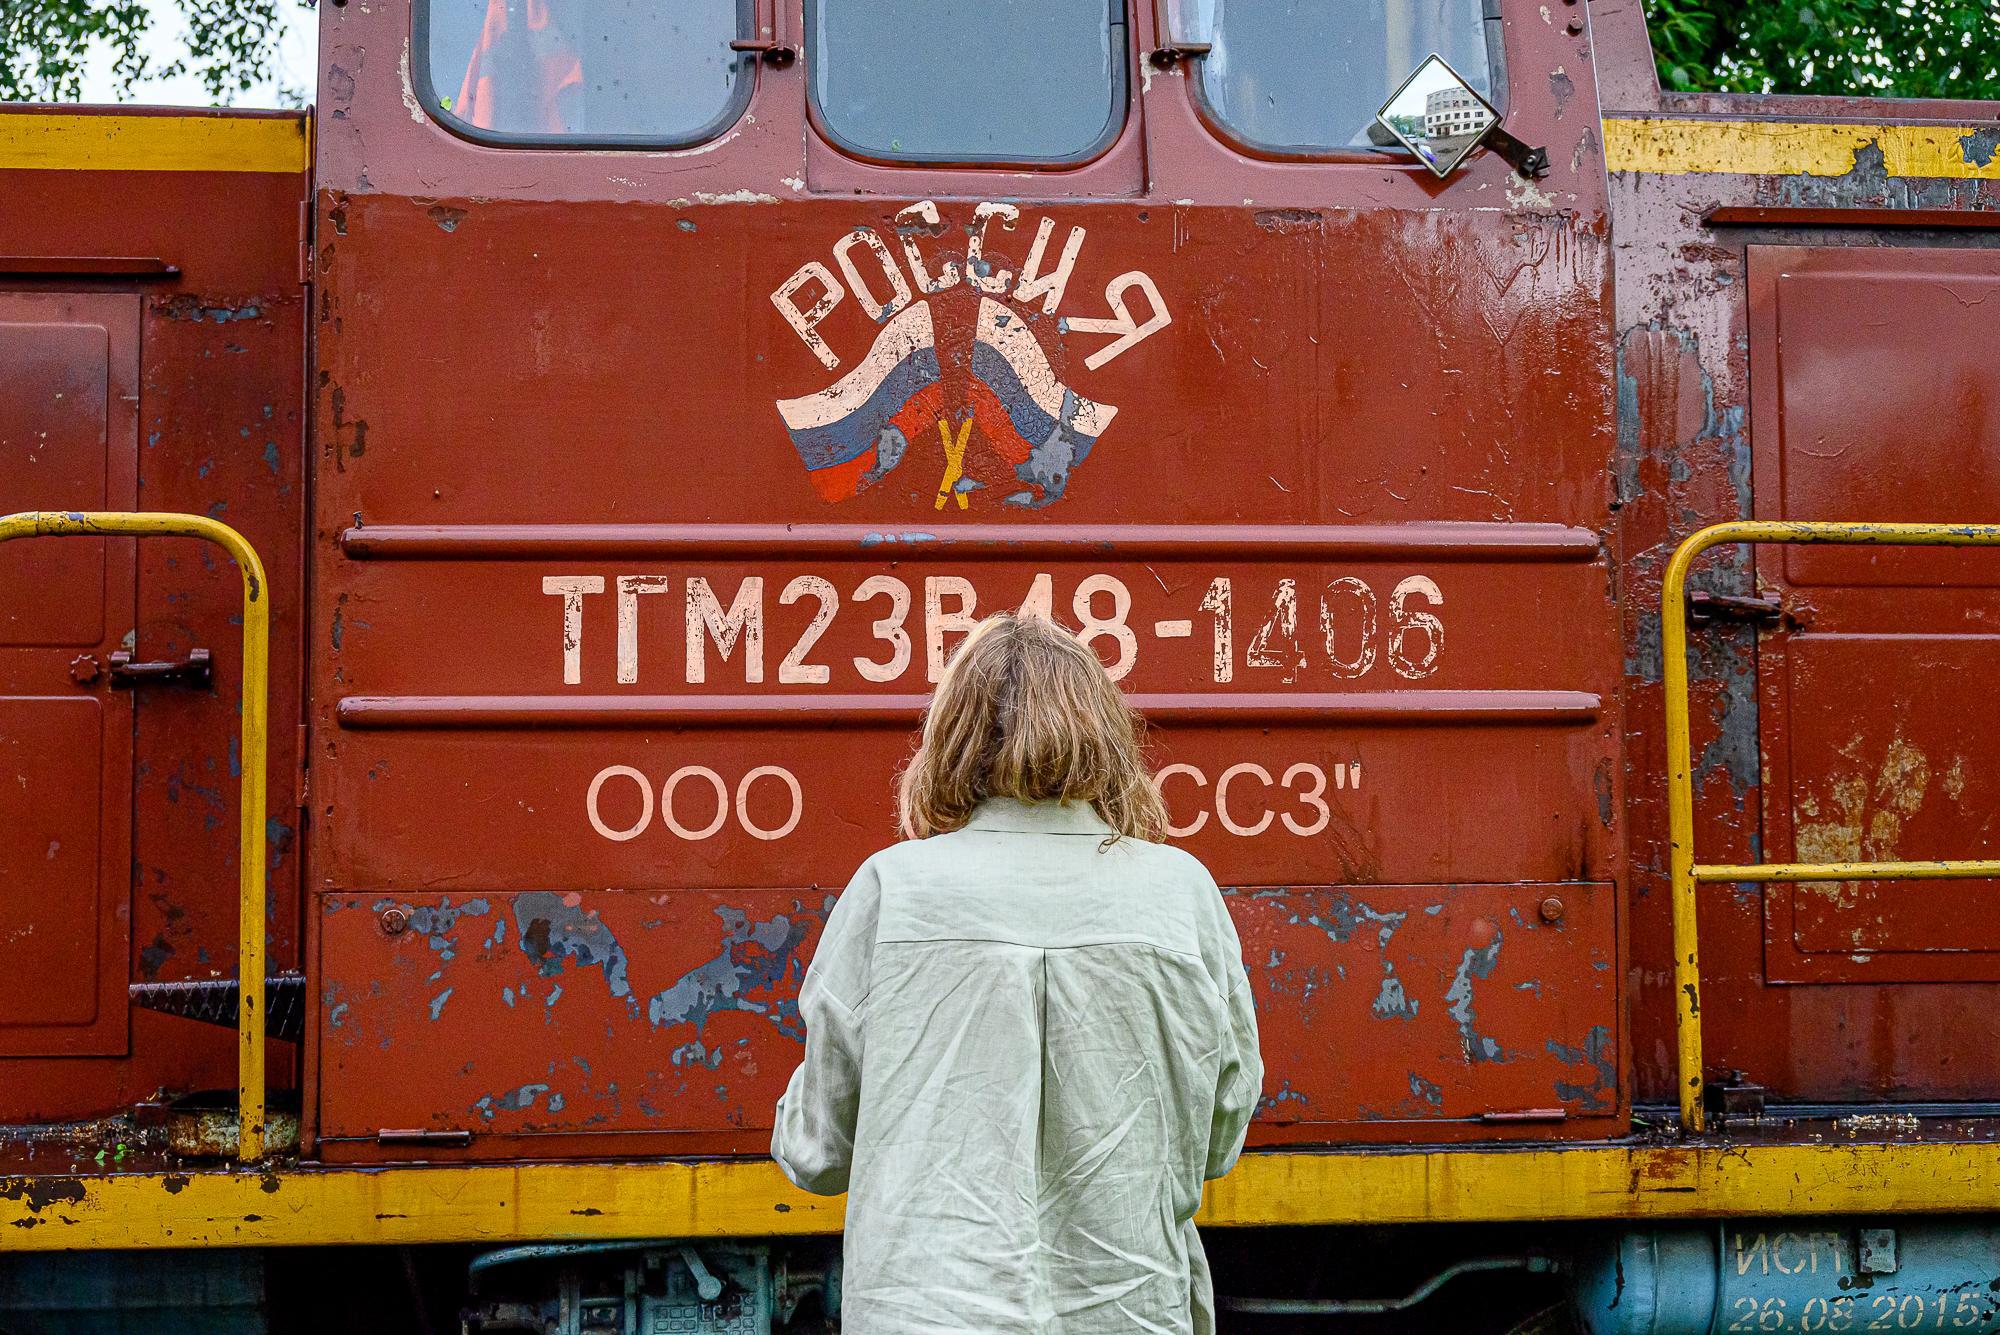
[1482, 124, 1549, 179]
[1148, 42, 1212, 69]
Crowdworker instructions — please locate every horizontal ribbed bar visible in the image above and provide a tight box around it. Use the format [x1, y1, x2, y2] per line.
[337, 690, 1601, 730]
[338, 522, 1602, 562]
[1695, 859, 2000, 884]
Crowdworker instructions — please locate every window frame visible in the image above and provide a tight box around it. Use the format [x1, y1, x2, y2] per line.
[803, 0, 1131, 169]
[411, 0, 757, 151]
[1177, 0, 1510, 163]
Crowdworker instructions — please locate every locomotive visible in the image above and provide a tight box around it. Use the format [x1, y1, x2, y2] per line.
[3, 0, 2000, 1329]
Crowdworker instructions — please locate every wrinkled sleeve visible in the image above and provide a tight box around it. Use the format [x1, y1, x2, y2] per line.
[1204, 892, 1263, 1182]
[771, 862, 879, 1195]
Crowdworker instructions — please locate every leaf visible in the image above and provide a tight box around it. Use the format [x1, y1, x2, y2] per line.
[1645, 0, 2000, 96]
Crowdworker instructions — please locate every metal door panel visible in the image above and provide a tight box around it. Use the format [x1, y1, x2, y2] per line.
[0, 699, 114, 1034]
[0, 320, 112, 645]
[1749, 247, 2000, 988]
[314, 880, 1618, 1163]
[0, 294, 139, 1055]
[1758, 260, 2000, 591]
[1770, 633, 2000, 981]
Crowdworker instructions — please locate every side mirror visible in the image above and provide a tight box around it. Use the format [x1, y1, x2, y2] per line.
[1375, 54, 1548, 180]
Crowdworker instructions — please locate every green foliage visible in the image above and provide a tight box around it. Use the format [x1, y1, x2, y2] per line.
[1, 0, 307, 104]
[1647, 0, 2000, 98]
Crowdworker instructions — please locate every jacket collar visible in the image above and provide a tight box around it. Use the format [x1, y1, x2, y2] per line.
[963, 797, 1114, 836]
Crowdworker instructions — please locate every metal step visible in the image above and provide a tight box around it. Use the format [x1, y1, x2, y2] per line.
[128, 974, 306, 1043]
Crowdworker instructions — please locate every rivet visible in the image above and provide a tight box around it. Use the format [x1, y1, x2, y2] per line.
[1566, 15, 1585, 32]
[381, 907, 409, 936]
[1539, 896, 1566, 924]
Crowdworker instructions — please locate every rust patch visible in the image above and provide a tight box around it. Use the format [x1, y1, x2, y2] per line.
[424, 203, 468, 233]
[0, 1175, 87, 1213]
[154, 296, 267, 324]
[1252, 209, 1324, 234]
[1549, 69, 1575, 119]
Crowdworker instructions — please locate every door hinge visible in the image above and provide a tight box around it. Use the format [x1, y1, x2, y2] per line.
[295, 722, 309, 809]
[1480, 1107, 1569, 1124]
[297, 200, 313, 287]
[376, 1129, 473, 1148]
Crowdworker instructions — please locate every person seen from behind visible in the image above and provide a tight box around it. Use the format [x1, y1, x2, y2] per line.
[772, 611, 1263, 1333]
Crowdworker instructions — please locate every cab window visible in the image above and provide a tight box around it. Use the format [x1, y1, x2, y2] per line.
[1196, 0, 1496, 153]
[809, 0, 1125, 163]
[422, 0, 746, 145]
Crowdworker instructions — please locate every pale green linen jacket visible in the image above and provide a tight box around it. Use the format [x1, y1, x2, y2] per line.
[772, 797, 1263, 1334]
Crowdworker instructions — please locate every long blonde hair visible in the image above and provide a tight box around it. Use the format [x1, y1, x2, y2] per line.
[897, 612, 1167, 842]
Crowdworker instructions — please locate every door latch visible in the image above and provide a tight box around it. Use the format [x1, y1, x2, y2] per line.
[108, 647, 212, 689]
[1688, 590, 1785, 625]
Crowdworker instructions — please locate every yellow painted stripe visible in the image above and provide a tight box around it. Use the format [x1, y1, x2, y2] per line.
[0, 112, 307, 173]
[1604, 117, 2000, 179]
[9, 1142, 2000, 1251]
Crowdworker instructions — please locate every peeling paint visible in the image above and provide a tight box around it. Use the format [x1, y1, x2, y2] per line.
[1371, 968, 1418, 1020]
[1796, 732, 1946, 886]
[155, 296, 265, 323]
[472, 1082, 552, 1120]
[1445, 928, 1508, 1064]
[513, 891, 632, 1003]
[690, 189, 780, 205]
[1962, 127, 2000, 169]
[1547, 1024, 1615, 1111]
[646, 906, 815, 1039]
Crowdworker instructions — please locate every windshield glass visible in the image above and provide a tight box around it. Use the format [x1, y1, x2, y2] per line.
[810, 0, 1123, 162]
[425, 0, 744, 143]
[1197, 0, 1493, 152]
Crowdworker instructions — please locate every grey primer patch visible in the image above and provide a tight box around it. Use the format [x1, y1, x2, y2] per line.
[1256, 1080, 1310, 1115]
[371, 896, 492, 962]
[1408, 1072, 1443, 1109]
[1307, 897, 1414, 1024]
[1547, 1025, 1616, 1112]
[1371, 967, 1418, 1021]
[1961, 127, 2000, 169]
[1007, 425, 1078, 508]
[404, 896, 490, 939]
[860, 424, 909, 490]
[473, 1082, 551, 1120]
[647, 907, 814, 1039]
[1305, 895, 1407, 949]
[1006, 395, 1101, 508]
[513, 892, 632, 1003]
[1445, 933, 1507, 1064]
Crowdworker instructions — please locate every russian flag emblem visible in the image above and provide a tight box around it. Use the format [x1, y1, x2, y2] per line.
[774, 296, 1121, 508]
[968, 298, 1118, 508]
[775, 303, 942, 504]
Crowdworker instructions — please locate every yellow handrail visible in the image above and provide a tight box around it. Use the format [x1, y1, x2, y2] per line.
[0, 511, 270, 1160]
[1664, 519, 2000, 1134]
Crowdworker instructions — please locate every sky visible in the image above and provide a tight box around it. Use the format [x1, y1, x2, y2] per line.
[76, 0, 320, 107]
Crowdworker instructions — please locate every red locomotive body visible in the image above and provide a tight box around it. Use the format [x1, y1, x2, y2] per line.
[4, 1, 2000, 1330]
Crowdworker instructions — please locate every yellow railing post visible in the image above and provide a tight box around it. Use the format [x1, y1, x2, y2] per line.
[0, 511, 270, 1161]
[1664, 520, 2000, 1135]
